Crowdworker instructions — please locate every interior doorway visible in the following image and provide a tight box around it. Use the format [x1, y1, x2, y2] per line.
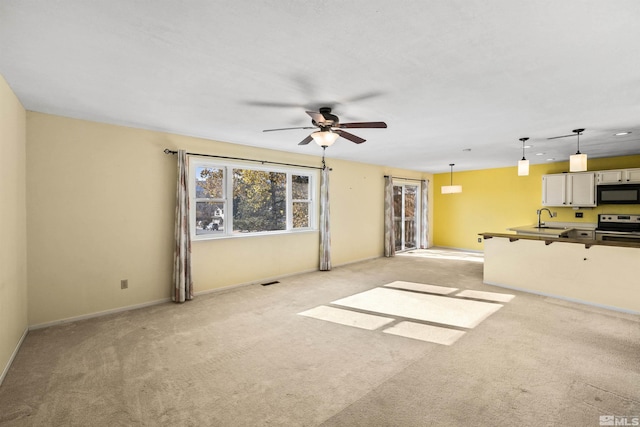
[393, 183, 419, 252]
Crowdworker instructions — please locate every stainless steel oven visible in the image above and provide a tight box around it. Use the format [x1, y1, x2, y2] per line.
[595, 214, 640, 242]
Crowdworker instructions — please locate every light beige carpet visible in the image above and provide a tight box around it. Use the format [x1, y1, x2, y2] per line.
[1, 253, 638, 426]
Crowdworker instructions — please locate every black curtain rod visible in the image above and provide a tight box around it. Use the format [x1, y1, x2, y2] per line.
[384, 175, 426, 182]
[164, 149, 324, 170]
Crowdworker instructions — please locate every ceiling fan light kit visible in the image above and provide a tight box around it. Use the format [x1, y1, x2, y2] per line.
[518, 137, 530, 176]
[441, 163, 462, 194]
[311, 131, 339, 147]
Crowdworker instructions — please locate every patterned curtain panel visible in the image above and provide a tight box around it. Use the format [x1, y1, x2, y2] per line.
[420, 179, 429, 249]
[172, 150, 193, 302]
[319, 167, 332, 271]
[384, 176, 395, 257]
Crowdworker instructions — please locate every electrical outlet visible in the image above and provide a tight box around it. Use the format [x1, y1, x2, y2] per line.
[121, 279, 128, 289]
[552, 211, 557, 217]
[575, 212, 583, 218]
[477, 237, 482, 243]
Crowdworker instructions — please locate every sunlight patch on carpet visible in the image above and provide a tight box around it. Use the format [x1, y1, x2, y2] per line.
[298, 305, 395, 330]
[331, 287, 503, 329]
[383, 281, 458, 295]
[383, 321, 466, 345]
[298, 281, 515, 345]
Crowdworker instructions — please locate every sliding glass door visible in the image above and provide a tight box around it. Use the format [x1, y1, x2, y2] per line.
[393, 183, 418, 252]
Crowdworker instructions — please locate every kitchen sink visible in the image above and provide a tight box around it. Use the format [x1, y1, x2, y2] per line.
[507, 224, 574, 237]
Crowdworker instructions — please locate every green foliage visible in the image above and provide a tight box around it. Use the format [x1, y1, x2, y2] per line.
[198, 167, 224, 198]
[233, 169, 286, 232]
[195, 166, 311, 233]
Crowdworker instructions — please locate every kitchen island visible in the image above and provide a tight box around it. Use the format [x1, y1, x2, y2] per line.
[480, 232, 640, 314]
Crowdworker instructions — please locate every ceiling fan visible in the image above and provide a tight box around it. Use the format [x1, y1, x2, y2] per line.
[262, 107, 387, 146]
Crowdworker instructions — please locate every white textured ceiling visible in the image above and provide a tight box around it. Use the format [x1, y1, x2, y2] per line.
[1, 1, 639, 173]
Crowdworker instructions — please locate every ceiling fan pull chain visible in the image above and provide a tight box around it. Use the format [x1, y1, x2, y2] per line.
[322, 146, 326, 170]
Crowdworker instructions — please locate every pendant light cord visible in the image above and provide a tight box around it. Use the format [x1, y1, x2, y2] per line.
[519, 137, 529, 161]
[449, 163, 454, 185]
[573, 128, 585, 155]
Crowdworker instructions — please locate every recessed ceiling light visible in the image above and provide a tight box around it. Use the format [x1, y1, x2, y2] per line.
[535, 152, 545, 156]
[546, 158, 555, 161]
[524, 145, 532, 149]
[615, 132, 631, 136]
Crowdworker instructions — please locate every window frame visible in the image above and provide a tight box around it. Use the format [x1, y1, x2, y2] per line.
[189, 157, 318, 240]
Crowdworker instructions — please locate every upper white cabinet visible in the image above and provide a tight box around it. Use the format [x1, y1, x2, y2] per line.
[596, 168, 640, 184]
[542, 172, 596, 207]
[541, 174, 566, 206]
[569, 173, 596, 206]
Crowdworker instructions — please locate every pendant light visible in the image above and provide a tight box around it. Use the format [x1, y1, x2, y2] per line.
[311, 130, 339, 147]
[518, 137, 530, 176]
[569, 128, 587, 172]
[441, 163, 462, 194]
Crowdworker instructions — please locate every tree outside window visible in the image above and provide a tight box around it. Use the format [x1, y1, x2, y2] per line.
[190, 160, 315, 239]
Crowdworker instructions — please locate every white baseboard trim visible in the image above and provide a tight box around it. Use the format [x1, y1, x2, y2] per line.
[194, 267, 321, 296]
[334, 255, 381, 267]
[194, 257, 382, 297]
[484, 281, 640, 316]
[1, 326, 29, 387]
[430, 245, 484, 254]
[28, 297, 171, 330]
[29, 258, 383, 329]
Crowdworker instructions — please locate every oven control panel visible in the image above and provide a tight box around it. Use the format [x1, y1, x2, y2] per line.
[598, 214, 640, 224]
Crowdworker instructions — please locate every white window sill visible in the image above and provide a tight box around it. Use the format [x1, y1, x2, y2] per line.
[192, 228, 318, 242]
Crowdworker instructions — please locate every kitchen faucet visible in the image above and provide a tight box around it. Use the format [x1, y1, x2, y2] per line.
[536, 208, 553, 228]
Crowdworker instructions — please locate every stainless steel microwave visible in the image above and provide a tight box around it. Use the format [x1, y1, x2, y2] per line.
[596, 183, 640, 204]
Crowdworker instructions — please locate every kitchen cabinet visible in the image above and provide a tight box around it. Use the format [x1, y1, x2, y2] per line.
[542, 172, 596, 207]
[596, 168, 640, 184]
[566, 229, 595, 240]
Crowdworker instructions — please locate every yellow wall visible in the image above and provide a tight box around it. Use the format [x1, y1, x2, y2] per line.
[26, 112, 431, 326]
[0, 75, 28, 381]
[434, 155, 640, 251]
[15, 106, 639, 326]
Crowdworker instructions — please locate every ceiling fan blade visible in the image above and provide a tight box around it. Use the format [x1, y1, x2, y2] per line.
[342, 90, 384, 103]
[306, 111, 325, 124]
[245, 101, 305, 108]
[336, 130, 366, 144]
[338, 121, 387, 129]
[298, 135, 313, 145]
[263, 126, 316, 132]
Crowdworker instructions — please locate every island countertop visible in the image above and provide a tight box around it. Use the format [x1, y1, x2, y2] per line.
[479, 232, 640, 249]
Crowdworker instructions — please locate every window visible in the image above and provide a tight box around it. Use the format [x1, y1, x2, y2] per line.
[190, 159, 316, 239]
